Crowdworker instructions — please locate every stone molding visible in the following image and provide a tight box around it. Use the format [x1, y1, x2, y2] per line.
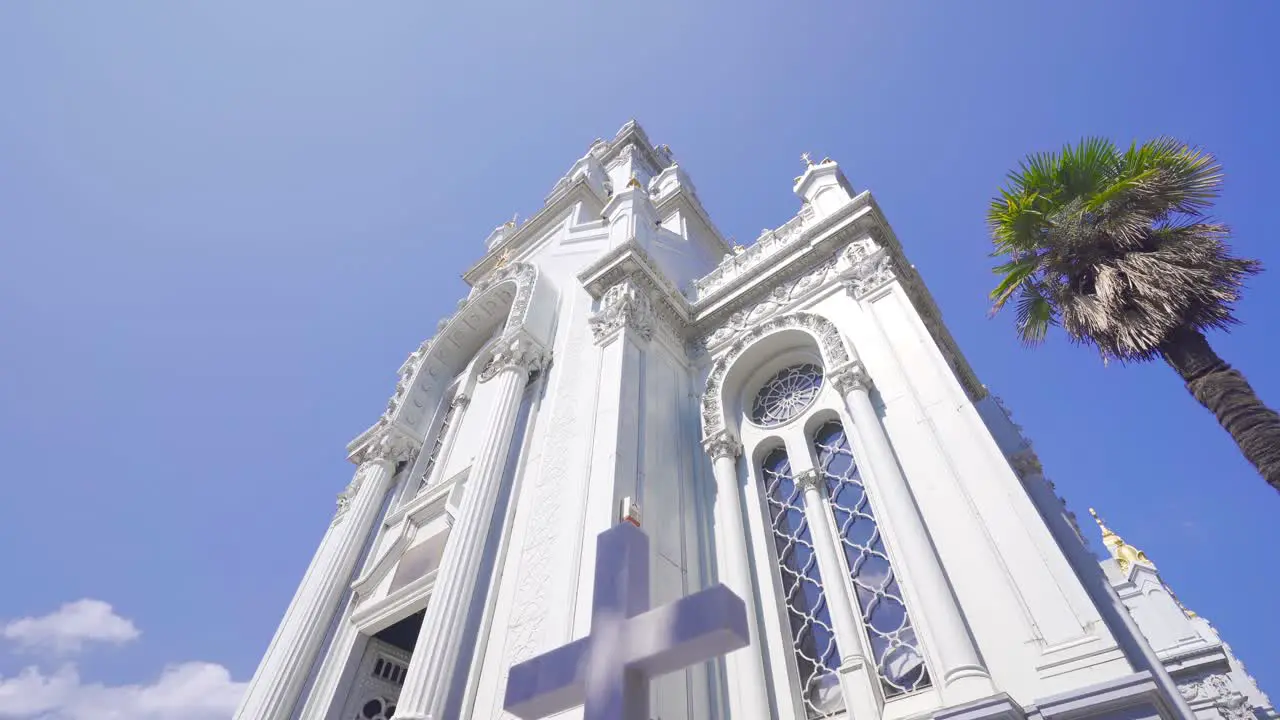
[702, 431, 743, 461]
[701, 312, 853, 439]
[827, 362, 872, 395]
[688, 203, 817, 302]
[1178, 673, 1254, 720]
[588, 278, 656, 345]
[479, 335, 549, 383]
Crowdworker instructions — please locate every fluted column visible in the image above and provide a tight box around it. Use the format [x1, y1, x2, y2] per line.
[703, 431, 771, 720]
[794, 468, 884, 719]
[234, 428, 416, 720]
[394, 335, 546, 720]
[829, 363, 994, 703]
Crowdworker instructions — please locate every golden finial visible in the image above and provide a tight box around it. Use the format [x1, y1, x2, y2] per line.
[495, 247, 513, 269]
[504, 213, 518, 229]
[626, 173, 644, 190]
[1089, 508, 1153, 573]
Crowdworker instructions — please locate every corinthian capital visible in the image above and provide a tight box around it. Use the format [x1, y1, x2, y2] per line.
[702, 430, 743, 461]
[349, 425, 420, 467]
[828, 362, 872, 395]
[479, 335, 549, 382]
[795, 468, 826, 494]
[588, 279, 655, 345]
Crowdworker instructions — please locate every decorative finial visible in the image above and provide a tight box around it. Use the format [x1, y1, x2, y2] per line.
[801, 152, 813, 167]
[626, 173, 644, 190]
[495, 247, 513, 269]
[504, 213, 518, 229]
[1089, 508, 1153, 573]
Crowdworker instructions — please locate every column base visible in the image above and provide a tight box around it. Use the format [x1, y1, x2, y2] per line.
[944, 667, 998, 706]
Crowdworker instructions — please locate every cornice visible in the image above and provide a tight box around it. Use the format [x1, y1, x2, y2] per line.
[578, 239, 693, 334]
[653, 181, 731, 255]
[462, 178, 601, 286]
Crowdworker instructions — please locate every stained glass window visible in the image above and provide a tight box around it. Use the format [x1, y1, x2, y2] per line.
[750, 364, 824, 428]
[761, 447, 845, 718]
[812, 420, 930, 696]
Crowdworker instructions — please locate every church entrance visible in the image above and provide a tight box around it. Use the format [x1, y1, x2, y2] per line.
[340, 609, 423, 720]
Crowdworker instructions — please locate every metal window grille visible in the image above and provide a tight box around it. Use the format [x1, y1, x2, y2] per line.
[751, 363, 824, 428]
[813, 419, 930, 696]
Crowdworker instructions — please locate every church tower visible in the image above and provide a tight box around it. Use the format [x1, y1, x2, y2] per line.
[234, 121, 1262, 720]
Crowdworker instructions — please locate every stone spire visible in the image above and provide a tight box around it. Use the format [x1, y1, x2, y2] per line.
[1088, 508, 1153, 573]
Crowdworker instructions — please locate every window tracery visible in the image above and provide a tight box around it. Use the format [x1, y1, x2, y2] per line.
[750, 363, 824, 428]
[812, 420, 929, 696]
[761, 447, 845, 718]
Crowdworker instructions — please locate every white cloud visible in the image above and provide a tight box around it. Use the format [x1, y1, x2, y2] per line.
[0, 661, 246, 720]
[2, 601, 140, 655]
[0, 600, 246, 719]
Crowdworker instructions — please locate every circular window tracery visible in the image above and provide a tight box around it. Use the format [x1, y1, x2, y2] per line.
[750, 363, 824, 427]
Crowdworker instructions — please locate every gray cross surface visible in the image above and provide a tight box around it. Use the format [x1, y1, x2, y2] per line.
[503, 522, 751, 720]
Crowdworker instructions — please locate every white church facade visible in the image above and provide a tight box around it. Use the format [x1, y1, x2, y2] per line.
[233, 121, 1274, 720]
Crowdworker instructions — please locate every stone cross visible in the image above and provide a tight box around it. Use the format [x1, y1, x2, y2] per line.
[503, 523, 751, 720]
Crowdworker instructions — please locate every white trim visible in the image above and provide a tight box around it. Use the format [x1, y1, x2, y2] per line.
[350, 571, 437, 636]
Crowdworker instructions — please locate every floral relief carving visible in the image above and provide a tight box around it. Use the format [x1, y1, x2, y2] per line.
[701, 430, 743, 460]
[843, 237, 897, 299]
[827, 362, 872, 395]
[588, 279, 656, 344]
[701, 312, 852, 438]
[491, 287, 595, 719]
[702, 256, 840, 349]
[479, 335, 549, 383]
[1178, 673, 1255, 719]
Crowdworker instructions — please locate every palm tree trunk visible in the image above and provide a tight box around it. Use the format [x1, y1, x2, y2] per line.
[1160, 326, 1280, 493]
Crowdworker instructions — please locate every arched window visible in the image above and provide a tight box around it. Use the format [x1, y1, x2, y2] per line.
[812, 420, 929, 696]
[761, 446, 844, 718]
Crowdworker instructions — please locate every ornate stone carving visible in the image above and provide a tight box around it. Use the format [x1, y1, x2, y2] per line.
[335, 428, 418, 525]
[1009, 448, 1043, 479]
[1178, 673, 1254, 719]
[827, 362, 872, 395]
[702, 256, 840, 349]
[350, 426, 420, 467]
[688, 204, 816, 302]
[479, 336, 548, 383]
[795, 468, 825, 494]
[588, 279, 655, 344]
[701, 431, 743, 460]
[701, 312, 852, 439]
[844, 246, 897, 300]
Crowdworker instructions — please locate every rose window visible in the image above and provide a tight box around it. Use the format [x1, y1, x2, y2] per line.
[750, 363, 824, 427]
[359, 697, 396, 719]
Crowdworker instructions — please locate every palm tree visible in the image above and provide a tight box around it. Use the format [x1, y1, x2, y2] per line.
[987, 137, 1280, 493]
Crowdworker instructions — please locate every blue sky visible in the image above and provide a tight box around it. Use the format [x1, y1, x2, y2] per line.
[1, 2, 1277, 716]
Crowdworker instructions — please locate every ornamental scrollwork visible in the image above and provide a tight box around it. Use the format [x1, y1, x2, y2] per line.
[827, 362, 872, 395]
[1177, 673, 1255, 720]
[588, 279, 656, 344]
[479, 335, 549, 382]
[701, 312, 853, 439]
[703, 255, 840, 349]
[701, 431, 743, 461]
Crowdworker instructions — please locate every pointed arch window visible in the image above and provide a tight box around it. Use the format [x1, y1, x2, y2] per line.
[761, 447, 844, 718]
[416, 392, 462, 494]
[812, 419, 929, 696]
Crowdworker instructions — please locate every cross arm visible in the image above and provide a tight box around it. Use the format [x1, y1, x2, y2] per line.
[504, 637, 591, 719]
[625, 583, 750, 677]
